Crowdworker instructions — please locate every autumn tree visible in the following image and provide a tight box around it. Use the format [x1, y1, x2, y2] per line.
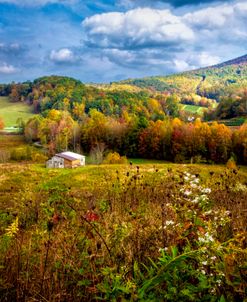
[0, 117, 4, 130]
[139, 120, 167, 159]
[81, 109, 108, 153]
[208, 122, 232, 163]
[38, 109, 75, 154]
[24, 116, 42, 142]
[232, 123, 247, 164]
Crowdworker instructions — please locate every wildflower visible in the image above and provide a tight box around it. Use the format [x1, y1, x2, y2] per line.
[85, 211, 100, 222]
[191, 197, 199, 203]
[205, 232, 214, 242]
[198, 237, 205, 243]
[211, 256, 217, 260]
[202, 188, 211, 194]
[202, 261, 208, 265]
[184, 190, 192, 196]
[165, 220, 175, 226]
[201, 270, 206, 275]
[190, 183, 197, 188]
[5, 217, 19, 238]
[158, 247, 168, 252]
[198, 232, 214, 243]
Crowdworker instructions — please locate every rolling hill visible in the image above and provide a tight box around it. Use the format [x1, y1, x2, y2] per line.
[119, 53, 247, 101]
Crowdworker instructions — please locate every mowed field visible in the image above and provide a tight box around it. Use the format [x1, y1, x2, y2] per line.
[0, 96, 34, 127]
[180, 104, 206, 116]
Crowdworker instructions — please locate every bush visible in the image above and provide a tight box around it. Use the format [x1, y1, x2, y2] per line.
[10, 146, 33, 161]
[226, 157, 237, 170]
[103, 152, 128, 164]
[31, 152, 48, 163]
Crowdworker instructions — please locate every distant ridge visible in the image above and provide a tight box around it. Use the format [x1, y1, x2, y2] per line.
[213, 53, 247, 68]
[119, 53, 247, 98]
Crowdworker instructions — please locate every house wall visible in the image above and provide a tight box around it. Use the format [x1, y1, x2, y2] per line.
[46, 156, 64, 168]
[80, 157, 86, 166]
[64, 158, 81, 168]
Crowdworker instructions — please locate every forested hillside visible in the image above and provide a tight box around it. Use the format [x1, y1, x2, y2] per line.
[121, 53, 247, 102]
[0, 54, 246, 163]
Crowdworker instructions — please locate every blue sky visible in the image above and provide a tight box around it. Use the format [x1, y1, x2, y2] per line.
[0, 0, 246, 83]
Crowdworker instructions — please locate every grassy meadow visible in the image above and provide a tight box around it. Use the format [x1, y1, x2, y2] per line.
[180, 104, 207, 116]
[0, 97, 34, 128]
[0, 160, 246, 301]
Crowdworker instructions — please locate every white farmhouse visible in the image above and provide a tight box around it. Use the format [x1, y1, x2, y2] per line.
[46, 151, 85, 168]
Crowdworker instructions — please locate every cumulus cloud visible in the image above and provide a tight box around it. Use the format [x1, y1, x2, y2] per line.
[83, 8, 194, 50]
[82, 1, 247, 75]
[102, 48, 172, 70]
[102, 48, 220, 74]
[184, 3, 237, 29]
[50, 48, 76, 63]
[0, 62, 18, 74]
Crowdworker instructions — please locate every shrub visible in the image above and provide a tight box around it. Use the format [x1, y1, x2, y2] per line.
[10, 146, 33, 161]
[31, 152, 48, 163]
[226, 157, 237, 170]
[103, 152, 128, 164]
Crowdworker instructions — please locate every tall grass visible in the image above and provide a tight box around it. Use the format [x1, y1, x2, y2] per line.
[0, 164, 246, 301]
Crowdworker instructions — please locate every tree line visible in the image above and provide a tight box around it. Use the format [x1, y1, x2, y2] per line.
[1, 76, 246, 163]
[24, 109, 247, 164]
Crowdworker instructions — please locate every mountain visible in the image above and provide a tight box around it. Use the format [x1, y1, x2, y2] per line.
[214, 53, 247, 68]
[119, 54, 247, 101]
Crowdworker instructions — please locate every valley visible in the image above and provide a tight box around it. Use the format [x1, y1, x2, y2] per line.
[0, 54, 246, 301]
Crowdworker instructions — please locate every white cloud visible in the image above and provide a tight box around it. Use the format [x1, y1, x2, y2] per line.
[50, 48, 75, 63]
[81, 1, 247, 75]
[0, 62, 18, 74]
[173, 59, 190, 72]
[183, 5, 234, 29]
[191, 53, 220, 67]
[83, 8, 195, 49]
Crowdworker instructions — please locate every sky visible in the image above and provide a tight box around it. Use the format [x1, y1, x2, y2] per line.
[0, 0, 246, 83]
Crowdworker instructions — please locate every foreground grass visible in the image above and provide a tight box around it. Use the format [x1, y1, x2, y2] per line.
[0, 135, 26, 151]
[0, 163, 246, 301]
[0, 97, 34, 127]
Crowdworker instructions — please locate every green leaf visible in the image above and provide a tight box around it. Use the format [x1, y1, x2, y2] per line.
[219, 295, 226, 302]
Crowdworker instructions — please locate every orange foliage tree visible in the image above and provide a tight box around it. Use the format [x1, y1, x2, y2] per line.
[0, 117, 4, 130]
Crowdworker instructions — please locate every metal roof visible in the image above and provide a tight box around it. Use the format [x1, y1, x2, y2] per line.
[56, 151, 85, 161]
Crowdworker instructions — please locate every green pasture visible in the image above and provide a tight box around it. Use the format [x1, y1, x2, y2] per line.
[0, 97, 34, 127]
[180, 104, 207, 115]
